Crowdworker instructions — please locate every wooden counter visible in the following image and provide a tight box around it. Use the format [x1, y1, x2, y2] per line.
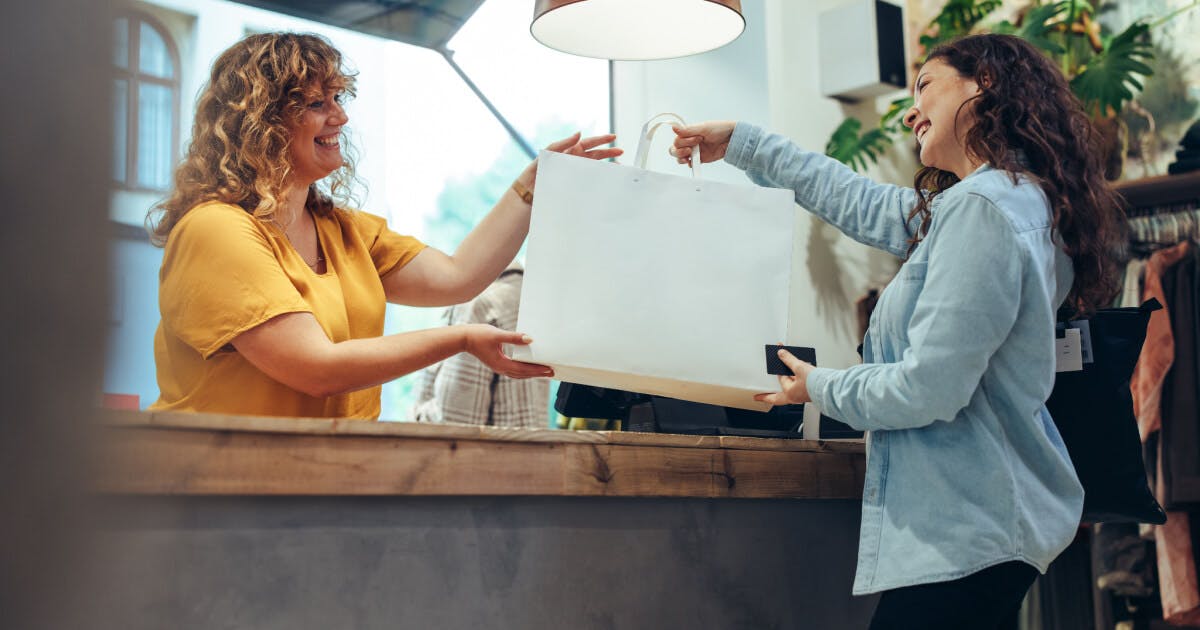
[96, 410, 866, 499]
[91, 411, 875, 629]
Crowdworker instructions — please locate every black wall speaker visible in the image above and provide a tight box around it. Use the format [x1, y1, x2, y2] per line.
[819, 0, 908, 102]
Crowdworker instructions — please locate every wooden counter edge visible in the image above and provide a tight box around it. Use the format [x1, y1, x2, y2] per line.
[97, 409, 865, 454]
[93, 413, 866, 499]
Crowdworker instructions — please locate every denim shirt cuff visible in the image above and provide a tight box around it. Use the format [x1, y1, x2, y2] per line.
[725, 122, 763, 171]
[806, 366, 835, 413]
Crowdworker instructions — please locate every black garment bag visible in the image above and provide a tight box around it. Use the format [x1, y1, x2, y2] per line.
[1046, 299, 1167, 524]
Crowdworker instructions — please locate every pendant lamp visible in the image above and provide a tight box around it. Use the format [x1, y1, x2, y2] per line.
[531, 0, 745, 61]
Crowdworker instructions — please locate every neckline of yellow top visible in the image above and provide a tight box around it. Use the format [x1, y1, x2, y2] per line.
[274, 210, 325, 270]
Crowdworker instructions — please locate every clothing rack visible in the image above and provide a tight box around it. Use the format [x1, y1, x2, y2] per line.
[1128, 207, 1199, 251]
[1088, 171, 1200, 630]
[1116, 172, 1200, 255]
[1125, 200, 1197, 218]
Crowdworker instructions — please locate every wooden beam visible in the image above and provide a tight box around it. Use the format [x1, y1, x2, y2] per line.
[99, 409, 866, 453]
[1114, 170, 1200, 209]
[93, 412, 865, 499]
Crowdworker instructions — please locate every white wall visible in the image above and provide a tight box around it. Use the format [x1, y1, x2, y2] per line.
[614, 0, 916, 382]
[612, 0, 770, 186]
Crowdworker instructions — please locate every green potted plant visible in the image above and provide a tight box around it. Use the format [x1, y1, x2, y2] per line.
[825, 0, 1197, 179]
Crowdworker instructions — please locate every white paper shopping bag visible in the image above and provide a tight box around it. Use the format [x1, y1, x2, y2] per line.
[513, 114, 796, 411]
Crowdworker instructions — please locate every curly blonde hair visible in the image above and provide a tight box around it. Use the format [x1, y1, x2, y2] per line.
[147, 32, 360, 246]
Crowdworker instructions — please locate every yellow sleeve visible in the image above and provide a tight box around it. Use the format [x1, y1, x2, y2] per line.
[346, 209, 428, 277]
[159, 204, 311, 359]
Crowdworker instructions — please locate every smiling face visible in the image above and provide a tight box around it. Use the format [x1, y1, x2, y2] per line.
[904, 58, 983, 179]
[287, 85, 349, 186]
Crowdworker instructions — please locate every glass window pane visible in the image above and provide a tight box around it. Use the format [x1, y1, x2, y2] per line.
[113, 18, 129, 69]
[136, 82, 172, 189]
[380, 0, 611, 421]
[448, 0, 610, 143]
[113, 79, 127, 183]
[138, 21, 174, 79]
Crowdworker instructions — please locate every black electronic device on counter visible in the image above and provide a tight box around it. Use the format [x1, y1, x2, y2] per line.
[553, 345, 863, 439]
[554, 344, 819, 438]
[554, 382, 865, 439]
[554, 382, 806, 438]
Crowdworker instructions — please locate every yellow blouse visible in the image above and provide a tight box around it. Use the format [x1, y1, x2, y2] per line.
[150, 201, 426, 418]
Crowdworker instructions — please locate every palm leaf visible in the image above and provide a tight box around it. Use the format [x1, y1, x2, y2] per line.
[1016, 2, 1070, 55]
[881, 96, 915, 135]
[1070, 20, 1154, 116]
[992, 19, 1019, 35]
[1063, 0, 1098, 17]
[919, 0, 1003, 53]
[825, 118, 894, 172]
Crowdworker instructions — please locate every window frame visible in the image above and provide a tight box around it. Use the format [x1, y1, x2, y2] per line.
[113, 10, 181, 192]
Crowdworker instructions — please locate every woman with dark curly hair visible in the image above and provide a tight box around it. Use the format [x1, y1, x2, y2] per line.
[672, 34, 1124, 629]
[147, 32, 619, 419]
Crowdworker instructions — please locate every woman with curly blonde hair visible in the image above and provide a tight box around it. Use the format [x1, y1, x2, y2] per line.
[147, 32, 619, 418]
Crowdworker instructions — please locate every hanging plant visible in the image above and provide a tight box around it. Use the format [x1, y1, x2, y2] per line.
[919, 0, 1005, 56]
[825, 118, 892, 172]
[1070, 21, 1154, 117]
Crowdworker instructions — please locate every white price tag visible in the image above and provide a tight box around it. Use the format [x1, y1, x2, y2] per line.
[1069, 319, 1093, 364]
[1055, 327, 1083, 373]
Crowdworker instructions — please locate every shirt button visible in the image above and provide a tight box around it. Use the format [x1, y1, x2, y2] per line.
[865, 489, 877, 502]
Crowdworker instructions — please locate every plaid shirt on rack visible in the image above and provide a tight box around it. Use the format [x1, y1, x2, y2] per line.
[410, 265, 549, 428]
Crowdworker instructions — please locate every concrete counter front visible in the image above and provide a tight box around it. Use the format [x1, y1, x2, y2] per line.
[94, 411, 877, 629]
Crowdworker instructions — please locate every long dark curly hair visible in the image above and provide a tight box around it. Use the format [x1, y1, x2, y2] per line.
[147, 32, 360, 247]
[906, 34, 1126, 315]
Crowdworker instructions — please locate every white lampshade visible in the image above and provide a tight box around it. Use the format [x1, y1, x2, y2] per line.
[531, 0, 745, 61]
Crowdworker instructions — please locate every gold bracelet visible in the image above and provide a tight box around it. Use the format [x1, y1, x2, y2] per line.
[511, 179, 534, 205]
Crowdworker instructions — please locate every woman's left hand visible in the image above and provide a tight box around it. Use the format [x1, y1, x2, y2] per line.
[754, 348, 816, 406]
[516, 132, 622, 191]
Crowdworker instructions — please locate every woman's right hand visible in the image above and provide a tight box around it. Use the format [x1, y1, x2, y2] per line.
[671, 121, 736, 165]
[462, 324, 554, 379]
[515, 132, 623, 195]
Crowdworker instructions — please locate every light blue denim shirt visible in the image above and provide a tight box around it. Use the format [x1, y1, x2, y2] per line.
[726, 124, 1084, 595]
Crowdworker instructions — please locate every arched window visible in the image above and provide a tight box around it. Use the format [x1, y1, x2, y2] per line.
[113, 12, 179, 191]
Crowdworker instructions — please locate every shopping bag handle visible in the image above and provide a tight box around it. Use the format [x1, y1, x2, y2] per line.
[634, 112, 702, 179]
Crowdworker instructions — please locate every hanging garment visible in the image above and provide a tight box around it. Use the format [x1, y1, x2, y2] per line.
[1157, 510, 1200, 624]
[1121, 258, 1147, 308]
[1129, 208, 1200, 248]
[1161, 247, 1200, 509]
[1139, 242, 1200, 625]
[1132, 241, 1191, 440]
